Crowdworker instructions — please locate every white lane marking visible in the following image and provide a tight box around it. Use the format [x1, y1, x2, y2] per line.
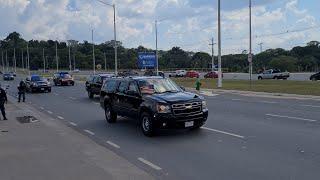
[69, 122, 77, 126]
[301, 104, 320, 108]
[201, 127, 245, 139]
[47, 111, 53, 114]
[69, 97, 76, 100]
[54, 93, 59, 96]
[266, 114, 317, 122]
[138, 158, 162, 171]
[57, 116, 64, 120]
[93, 102, 100, 105]
[84, 129, 95, 136]
[232, 99, 242, 101]
[260, 101, 278, 104]
[106, 141, 120, 149]
[40, 107, 45, 110]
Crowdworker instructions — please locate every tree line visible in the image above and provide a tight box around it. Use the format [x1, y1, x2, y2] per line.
[0, 32, 319, 72]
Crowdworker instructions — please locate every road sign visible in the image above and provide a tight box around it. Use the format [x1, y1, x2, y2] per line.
[248, 53, 253, 63]
[138, 52, 156, 69]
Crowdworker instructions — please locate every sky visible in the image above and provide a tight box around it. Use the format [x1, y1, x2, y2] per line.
[0, 0, 319, 55]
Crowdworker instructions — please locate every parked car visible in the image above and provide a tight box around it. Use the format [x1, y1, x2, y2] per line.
[85, 73, 115, 99]
[186, 71, 200, 78]
[53, 72, 75, 86]
[204, 71, 224, 79]
[169, 70, 187, 77]
[310, 72, 320, 81]
[9, 71, 17, 77]
[144, 70, 165, 77]
[258, 69, 290, 80]
[73, 69, 80, 73]
[100, 76, 208, 136]
[26, 75, 51, 93]
[118, 70, 139, 77]
[3, 73, 14, 81]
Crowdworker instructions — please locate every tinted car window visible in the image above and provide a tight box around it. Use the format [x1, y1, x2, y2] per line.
[128, 82, 139, 93]
[105, 80, 117, 92]
[118, 81, 128, 93]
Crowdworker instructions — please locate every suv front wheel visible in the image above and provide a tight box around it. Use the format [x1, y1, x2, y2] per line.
[141, 112, 155, 137]
[105, 104, 117, 123]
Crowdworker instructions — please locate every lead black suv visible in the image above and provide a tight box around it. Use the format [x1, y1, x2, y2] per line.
[85, 74, 115, 99]
[100, 76, 208, 136]
[26, 75, 51, 93]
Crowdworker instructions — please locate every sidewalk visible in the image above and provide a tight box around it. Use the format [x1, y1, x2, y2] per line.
[0, 97, 154, 180]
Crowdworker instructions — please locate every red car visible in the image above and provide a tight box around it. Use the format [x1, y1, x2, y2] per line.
[186, 71, 200, 78]
[204, 71, 223, 79]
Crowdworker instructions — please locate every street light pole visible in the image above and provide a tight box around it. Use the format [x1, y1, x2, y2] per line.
[21, 49, 24, 71]
[68, 45, 71, 73]
[1, 51, 4, 72]
[92, 29, 96, 75]
[113, 4, 118, 75]
[249, 0, 253, 88]
[27, 43, 30, 75]
[42, 48, 45, 73]
[55, 41, 58, 72]
[104, 52, 107, 71]
[155, 20, 159, 76]
[5, 50, 8, 72]
[217, 0, 222, 88]
[209, 37, 216, 72]
[14, 48, 16, 72]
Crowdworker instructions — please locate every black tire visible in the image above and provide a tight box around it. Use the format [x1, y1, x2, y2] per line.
[311, 77, 316, 81]
[191, 122, 204, 131]
[258, 76, 263, 80]
[48, 89, 51, 93]
[104, 104, 117, 123]
[140, 112, 155, 137]
[71, 82, 75, 86]
[88, 91, 94, 99]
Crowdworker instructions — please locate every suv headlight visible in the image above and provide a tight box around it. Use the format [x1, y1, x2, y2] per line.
[202, 100, 207, 109]
[157, 104, 171, 113]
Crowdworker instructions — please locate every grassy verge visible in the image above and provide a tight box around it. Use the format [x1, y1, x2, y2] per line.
[172, 78, 320, 96]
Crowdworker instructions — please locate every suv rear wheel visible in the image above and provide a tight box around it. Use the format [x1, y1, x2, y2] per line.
[105, 104, 117, 123]
[88, 91, 94, 99]
[141, 112, 155, 137]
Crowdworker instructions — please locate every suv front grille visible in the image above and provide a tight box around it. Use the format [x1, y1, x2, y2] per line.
[172, 102, 202, 116]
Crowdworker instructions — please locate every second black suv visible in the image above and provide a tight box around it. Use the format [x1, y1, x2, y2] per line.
[100, 76, 208, 136]
[85, 74, 115, 98]
[26, 75, 51, 93]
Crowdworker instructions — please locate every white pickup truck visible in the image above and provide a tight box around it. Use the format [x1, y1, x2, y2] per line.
[258, 69, 290, 80]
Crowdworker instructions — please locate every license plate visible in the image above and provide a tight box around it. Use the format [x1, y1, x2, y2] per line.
[185, 121, 194, 127]
[41, 88, 44, 91]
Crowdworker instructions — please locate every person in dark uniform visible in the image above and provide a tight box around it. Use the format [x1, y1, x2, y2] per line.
[18, 80, 27, 103]
[0, 86, 8, 120]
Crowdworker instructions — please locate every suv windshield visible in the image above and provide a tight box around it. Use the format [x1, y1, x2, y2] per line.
[62, 74, 72, 78]
[138, 78, 181, 94]
[31, 76, 44, 81]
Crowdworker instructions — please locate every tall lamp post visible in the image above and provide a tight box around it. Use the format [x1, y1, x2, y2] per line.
[96, 0, 117, 75]
[217, 0, 222, 88]
[248, 0, 253, 88]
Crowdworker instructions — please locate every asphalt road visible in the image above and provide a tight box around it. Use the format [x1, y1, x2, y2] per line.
[3, 77, 320, 180]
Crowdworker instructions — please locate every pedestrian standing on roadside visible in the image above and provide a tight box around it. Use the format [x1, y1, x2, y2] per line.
[0, 86, 8, 120]
[18, 80, 27, 103]
[195, 78, 202, 93]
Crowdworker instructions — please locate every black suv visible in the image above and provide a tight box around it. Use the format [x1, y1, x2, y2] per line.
[53, 72, 75, 86]
[310, 72, 320, 81]
[100, 76, 208, 136]
[85, 74, 115, 98]
[26, 75, 51, 93]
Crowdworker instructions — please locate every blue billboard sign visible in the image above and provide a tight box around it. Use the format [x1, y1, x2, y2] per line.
[138, 52, 156, 69]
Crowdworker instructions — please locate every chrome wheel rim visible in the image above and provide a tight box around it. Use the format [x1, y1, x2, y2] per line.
[142, 116, 150, 132]
[105, 107, 111, 120]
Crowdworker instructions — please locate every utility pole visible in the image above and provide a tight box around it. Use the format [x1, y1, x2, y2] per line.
[13, 48, 16, 72]
[68, 45, 71, 73]
[55, 41, 58, 72]
[5, 50, 8, 72]
[209, 37, 216, 72]
[27, 43, 30, 75]
[104, 52, 107, 71]
[258, 42, 263, 53]
[21, 49, 24, 71]
[113, 4, 118, 75]
[42, 48, 45, 73]
[155, 20, 159, 76]
[1, 51, 4, 72]
[92, 29, 96, 75]
[217, 0, 222, 88]
[248, 0, 253, 88]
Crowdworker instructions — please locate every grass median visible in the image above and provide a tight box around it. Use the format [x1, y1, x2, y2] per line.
[172, 78, 320, 96]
